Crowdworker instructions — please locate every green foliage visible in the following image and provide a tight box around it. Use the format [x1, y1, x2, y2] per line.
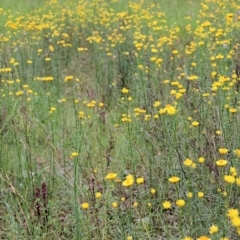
[0, 0, 240, 239]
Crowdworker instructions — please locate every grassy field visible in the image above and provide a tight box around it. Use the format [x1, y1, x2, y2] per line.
[0, 0, 240, 239]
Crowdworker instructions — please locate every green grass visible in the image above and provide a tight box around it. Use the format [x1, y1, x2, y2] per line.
[0, 0, 240, 239]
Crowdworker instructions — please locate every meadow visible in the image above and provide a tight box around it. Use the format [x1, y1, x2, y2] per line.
[0, 0, 240, 239]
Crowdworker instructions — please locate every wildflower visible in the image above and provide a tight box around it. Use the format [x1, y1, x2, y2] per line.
[168, 176, 180, 183]
[176, 199, 185, 208]
[122, 174, 134, 187]
[198, 157, 205, 163]
[234, 149, 240, 157]
[209, 225, 218, 234]
[153, 101, 161, 107]
[230, 167, 237, 176]
[216, 130, 221, 135]
[133, 202, 138, 207]
[198, 192, 204, 198]
[183, 158, 193, 167]
[95, 192, 102, 198]
[136, 177, 144, 184]
[227, 208, 239, 219]
[81, 202, 89, 210]
[231, 217, 240, 227]
[105, 172, 117, 180]
[197, 236, 211, 240]
[162, 201, 171, 209]
[218, 148, 228, 155]
[165, 104, 177, 115]
[49, 45, 54, 52]
[112, 202, 118, 208]
[121, 88, 129, 94]
[186, 192, 193, 198]
[126, 236, 132, 240]
[64, 76, 74, 82]
[150, 188, 156, 195]
[216, 159, 227, 167]
[99, 102, 104, 107]
[182, 237, 193, 240]
[224, 175, 235, 184]
[71, 152, 79, 157]
[191, 121, 199, 127]
[236, 177, 240, 186]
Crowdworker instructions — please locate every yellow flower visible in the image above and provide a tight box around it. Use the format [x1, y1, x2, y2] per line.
[198, 157, 205, 163]
[218, 148, 228, 155]
[224, 175, 235, 184]
[183, 158, 193, 167]
[216, 159, 227, 167]
[150, 188, 156, 194]
[64, 76, 73, 82]
[236, 177, 240, 186]
[197, 236, 211, 240]
[162, 201, 171, 209]
[126, 236, 132, 240]
[182, 237, 193, 240]
[121, 87, 129, 94]
[176, 199, 185, 208]
[186, 192, 193, 198]
[209, 224, 218, 234]
[95, 192, 102, 198]
[231, 217, 240, 227]
[133, 202, 138, 207]
[227, 208, 239, 219]
[234, 149, 240, 157]
[81, 202, 89, 210]
[122, 174, 134, 187]
[112, 202, 118, 208]
[105, 172, 117, 180]
[153, 101, 161, 107]
[168, 176, 180, 183]
[191, 121, 199, 126]
[136, 177, 144, 184]
[198, 192, 204, 198]
[71, 152, 79, 157]
[165, 104, 177, 115]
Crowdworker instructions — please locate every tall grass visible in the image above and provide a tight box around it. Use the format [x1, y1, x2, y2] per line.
[0, 0, 240, 239]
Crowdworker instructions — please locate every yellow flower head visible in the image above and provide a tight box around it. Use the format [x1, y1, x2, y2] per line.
[176, 199, 185, 208]
[162, 201, 171, 209]
[136, 177, 144, 184]
[121, 87, 129, 94]
[105, 172, 117, 180]
[81, 202, 89, 210]
[216, 159, 228, 167]
[218, 148, 228, 155]
[168, 176, 180, 183]
[122, 174, 134, 187]
[209, 225, 218, 234]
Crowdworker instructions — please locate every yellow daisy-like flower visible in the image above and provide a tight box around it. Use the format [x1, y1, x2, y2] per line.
[224, 175, 235, 184]
[216, 159, 228, 167]
[121, 87, 129, 94]
[95, 192, 102, 198]
[122, 174, 134, 187]
[176, 199, 185, 208]
[162, 201, 171, 209]
[209, 224, 218, 234]
[198, 192, 204, 198]
[105, 172, 117, 180]
[168, 176, 180, 183]
[136, 177, 144, 184]
[218, 148, 228, 155]
[191, 121, 199, 126]
[81, 202, 89, 210]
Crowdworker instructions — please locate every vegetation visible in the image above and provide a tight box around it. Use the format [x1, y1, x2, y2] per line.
[0, 0, 240, 239]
